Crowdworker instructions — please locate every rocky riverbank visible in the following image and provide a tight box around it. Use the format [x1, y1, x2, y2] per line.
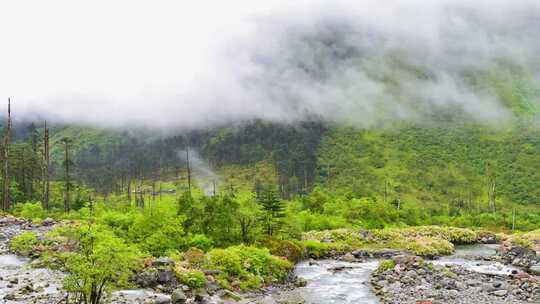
[0, 216, 304, 304]
[371, 255, 539, 304]
[2, 217, 539, 304]
[0, 216, 66, 304]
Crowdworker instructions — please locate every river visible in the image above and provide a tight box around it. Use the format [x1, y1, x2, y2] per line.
[292, 244, 522, 304]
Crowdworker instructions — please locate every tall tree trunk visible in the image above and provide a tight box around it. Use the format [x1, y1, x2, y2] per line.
[127, 175, 132, 204]
[3, 99, 11, 211]
[42, 121, 50, 210]
[186, 147, 192, 195]
[62, 138, 72, 212]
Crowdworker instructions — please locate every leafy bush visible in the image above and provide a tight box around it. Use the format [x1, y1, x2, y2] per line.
[257, 237, 304, 262]
[405, 237, 454, 256]
[182, 247, 206, 267]
[175, 267, 207, 289]
[185, 234, 214, 252]
[204, 245, 292, 290]
[508, 229, 540, 250]
[300, 240, 349, 258]
[56, 224, 142, 304]
[10, 232, 39, 256]
[16, 202, 46, 221]
[376, 260, 396, 274]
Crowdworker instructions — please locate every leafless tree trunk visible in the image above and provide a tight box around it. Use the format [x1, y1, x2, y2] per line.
[42, 121, 50, 210]
[186, 147, 192, 195]
[2, 99, 11, 211]
[127, 176, 132, 203]
[486, 163, 496, 212]
[61, 137, 72, 212]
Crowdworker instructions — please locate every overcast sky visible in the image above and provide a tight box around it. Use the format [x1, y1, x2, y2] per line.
[1, 0, 539, 129]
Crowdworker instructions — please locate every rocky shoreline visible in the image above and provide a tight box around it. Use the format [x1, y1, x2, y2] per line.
[371, 255, 539, 304]
[1, 216, 539, 304]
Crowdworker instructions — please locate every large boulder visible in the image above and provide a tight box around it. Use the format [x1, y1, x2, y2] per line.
[530, 263, 540, 275]
[157, 269, 176, 284]
[171, 289, 187, 304]
[153, 257, 175, 268]
[135, 269, 159, 288]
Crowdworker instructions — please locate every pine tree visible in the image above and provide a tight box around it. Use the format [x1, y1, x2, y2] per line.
[257, 188, 285, 236]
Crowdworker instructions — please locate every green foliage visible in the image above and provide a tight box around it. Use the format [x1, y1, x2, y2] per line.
[507, 229, 540, 249]
[302, 226, 464, 257]
[185, 234, 214, 252]
[258, 189, 285, 236]
[204, 245, 292, 290]
[56, 224, 142, 304]
[15, 201, 46, 221]
[300, 240, 349, 258]
[10, 232, 39, 256]
[256, 237, 304, 263]
[376, 260, 396, 274]
[175, 268, 207, 289]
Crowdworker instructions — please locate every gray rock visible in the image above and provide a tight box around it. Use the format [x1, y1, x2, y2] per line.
[466, 279, 481, 286]
[340, 253, 356, 262]
[294, 277, 307, 287]
[42, 218, 55, 226]
[275, 291, 305, 304]
[157, 269, 175, 284]
[493, 290, 508, 297]
[153, 257, 175, 267]
[446, 289, 459, 298]
[154, 294, 171, 304]
[530, 263, 540, 275]
[171, 289, 187, 304]
[136, 269, 159, 287]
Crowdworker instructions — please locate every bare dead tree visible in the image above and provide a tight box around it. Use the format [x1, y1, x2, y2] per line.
[61, 137, 73, 212]
[42, 121, 50, 210]
[486, 163, 496, 212]
[2, 99, 12, 211]
[186, 147, 192, 195]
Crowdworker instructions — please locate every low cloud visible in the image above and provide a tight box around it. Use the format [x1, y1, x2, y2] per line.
[1, 0, 539, 129]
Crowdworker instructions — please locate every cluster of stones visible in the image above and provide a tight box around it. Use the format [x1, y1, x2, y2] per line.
[371, 255, 539, 304]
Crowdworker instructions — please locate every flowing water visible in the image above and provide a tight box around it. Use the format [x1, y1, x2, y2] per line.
[292, 244, 518, 304]
[434, 244, 520, 276]
[294, 259, 380, 304]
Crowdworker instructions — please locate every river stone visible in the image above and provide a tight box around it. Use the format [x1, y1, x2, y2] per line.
[294, 277, 307, 287]
[157, 269, 175, 284]
[42, 218, 55, 226]
[137, 269, 159, 287]
[153, 257, 175, 267]
[171, 289, 187, 304]
[275, 291, 305, 304]
[530, 263, 540, 275]
[340, 253, 356, 262]
[493, 290, 508, 297]
[154, 294, 171, 304]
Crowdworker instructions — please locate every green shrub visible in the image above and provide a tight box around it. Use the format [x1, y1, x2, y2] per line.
[376, 260, 396, 274]
[10, 232, 39, 256]
[57, 224, 142, 304]
[186, 234, 214, 252]
[257, 238, 304, 262]
[204, 245, 292, 290]
[182, 247, 206, 267]
[300, 240, 348, 258]
[16, 202, 46, 221]
[175, 268, 207, 289]
[406, 237, 454, 256]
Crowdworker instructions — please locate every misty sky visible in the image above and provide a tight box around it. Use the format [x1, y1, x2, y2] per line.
[1, 0, 539, 129]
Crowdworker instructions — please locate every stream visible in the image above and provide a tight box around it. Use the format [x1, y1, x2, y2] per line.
[434, 244, 520, 276]
[294, 259, 380, 304]
[292, 244, 521, 304]
[0, 239, 533, 304]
